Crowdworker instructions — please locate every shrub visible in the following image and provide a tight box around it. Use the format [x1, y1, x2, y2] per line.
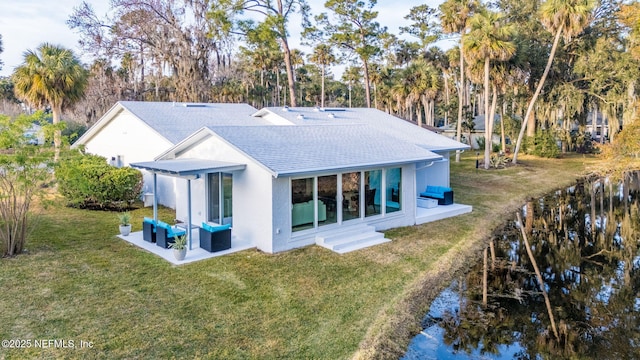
[489, 153, 509, 168]
[523, 129, 560, 158]
[56, 153, 142, 210]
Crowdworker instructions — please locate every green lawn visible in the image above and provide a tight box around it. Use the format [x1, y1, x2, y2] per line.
[0, 154, 599, 359]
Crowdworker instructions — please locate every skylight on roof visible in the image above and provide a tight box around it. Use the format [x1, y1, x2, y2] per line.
[183, 103, 207, 107]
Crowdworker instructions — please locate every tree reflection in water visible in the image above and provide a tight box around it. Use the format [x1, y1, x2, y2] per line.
[404, 172, 640, 360]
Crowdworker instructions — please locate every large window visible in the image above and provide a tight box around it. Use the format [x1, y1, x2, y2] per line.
[290, 167, 402, 233]
[386, 168, 401, 213]
[292, 178, 314, 232]
[317, 175, 337, 226]
[365, 170, 382, 217]
[342, 172, 361, 221]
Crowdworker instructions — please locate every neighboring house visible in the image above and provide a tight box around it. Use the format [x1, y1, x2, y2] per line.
[129, 106, 472, 254]
[585, 113, 609, 142]
[440, 114, 502, 150]
[71, 101, 263, 207]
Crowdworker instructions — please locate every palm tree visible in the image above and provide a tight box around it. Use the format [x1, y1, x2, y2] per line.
[308, 44, 336, 108]
[464, 11, 516, 169]
[12, 43, 88, 161]
[512, 0, 595, 164]
[439, 0, 481, 162]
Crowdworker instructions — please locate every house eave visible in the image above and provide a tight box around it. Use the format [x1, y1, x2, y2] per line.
[130, 158, 246, 179]
[272, 155, 443, 178]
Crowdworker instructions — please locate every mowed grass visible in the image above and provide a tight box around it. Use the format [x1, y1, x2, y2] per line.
[0, 154, 599, 359]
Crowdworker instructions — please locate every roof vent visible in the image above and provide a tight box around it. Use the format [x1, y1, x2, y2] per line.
[296, 114, 305, 120]
[282, 106, 290, 112]
[327, 113, 336, 119]
[313, 106, 324, 112]
[183, 103, 207, 107]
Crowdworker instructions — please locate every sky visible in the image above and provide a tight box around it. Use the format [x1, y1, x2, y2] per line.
[0, 0, 449, 78]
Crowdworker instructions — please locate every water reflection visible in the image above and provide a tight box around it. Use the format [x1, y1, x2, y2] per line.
[404, 172, 640, 359]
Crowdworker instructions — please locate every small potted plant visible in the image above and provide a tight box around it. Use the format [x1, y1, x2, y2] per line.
[118, 211, 132, 236]
[169, 234, 188, 261]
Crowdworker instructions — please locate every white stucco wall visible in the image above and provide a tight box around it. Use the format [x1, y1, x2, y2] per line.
[81, 111, 176, 207]
[416, 151, 451, 194]
[271, 177, 293, 252]
[177, 135, 275, 253]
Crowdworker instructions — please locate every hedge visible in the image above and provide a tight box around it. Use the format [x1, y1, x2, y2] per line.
[56, 154, 143, 210]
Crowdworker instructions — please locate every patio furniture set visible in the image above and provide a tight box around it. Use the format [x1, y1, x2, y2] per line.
[142, 218, 231, 252]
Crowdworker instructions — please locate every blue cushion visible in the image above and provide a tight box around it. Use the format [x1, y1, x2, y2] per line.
[420, 191, 444, 199]
[154, 220, 185, 238]
[156, 220, 170, 229]
[201, 222, 231, 233]
[425, 186, 452, 194]
[143, 217, 155, 224]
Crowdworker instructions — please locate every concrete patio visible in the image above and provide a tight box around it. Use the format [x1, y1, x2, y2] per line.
[117, 228, 255, 265]
[415, 203, 473, 225]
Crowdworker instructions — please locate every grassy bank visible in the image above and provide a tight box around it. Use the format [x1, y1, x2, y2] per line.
[0, 154, 596, 359]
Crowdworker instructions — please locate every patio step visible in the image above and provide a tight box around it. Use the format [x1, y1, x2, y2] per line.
[316, 225, 389, 254]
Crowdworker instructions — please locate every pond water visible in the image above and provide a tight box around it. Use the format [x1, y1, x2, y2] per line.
[403, 172, 640, 360]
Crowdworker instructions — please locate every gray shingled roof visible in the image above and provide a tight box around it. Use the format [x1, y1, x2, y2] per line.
[207, 125, 442, 177]
[256, 107, 469, 151]
[120, 101, 266, 143]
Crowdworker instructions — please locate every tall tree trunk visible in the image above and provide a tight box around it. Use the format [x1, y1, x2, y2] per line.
[52, 105, 62, 162]
[484, 57, 491, 170]
[456, 45, 465, 162]
[276, 68, 281, 106]
[501, 103, 507, 152]
[489, 85, 498, 156]
[444, 71, 450, 126]
[363, 60, 372, 108]
[513, 24, 564, 164]
[321, 64, 325, 108]
[280, 38, 297, 107]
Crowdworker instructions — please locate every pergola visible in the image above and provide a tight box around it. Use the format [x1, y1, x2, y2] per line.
[130, 158, 245, 250]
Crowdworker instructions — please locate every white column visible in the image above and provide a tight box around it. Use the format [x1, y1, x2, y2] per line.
[153, 173, 158, 223]
[187, 178, 193, 251]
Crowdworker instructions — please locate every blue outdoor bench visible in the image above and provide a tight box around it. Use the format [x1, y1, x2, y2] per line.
[419, 185, 454, 205]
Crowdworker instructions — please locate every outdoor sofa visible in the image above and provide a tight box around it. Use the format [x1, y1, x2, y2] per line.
[419, 185, 454, 205]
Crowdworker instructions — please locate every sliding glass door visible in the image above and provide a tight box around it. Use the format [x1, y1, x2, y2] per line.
[208, 173, 233, 225]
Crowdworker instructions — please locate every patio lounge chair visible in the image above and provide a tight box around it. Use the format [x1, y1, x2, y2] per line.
[200, 223, 231, 252]
[155, 221, 187, 249]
